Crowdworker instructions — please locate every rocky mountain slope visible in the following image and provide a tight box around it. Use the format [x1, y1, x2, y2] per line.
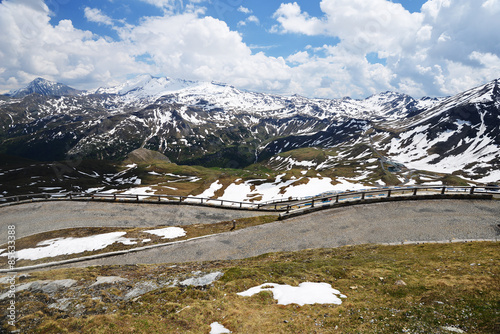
[7, 77, 82, 98]
[0, 76, 499, 187]
[372, 79, 500, 182]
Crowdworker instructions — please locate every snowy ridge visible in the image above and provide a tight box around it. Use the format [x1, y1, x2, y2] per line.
[8, 78, 81, 98]
[375, 79, 500, 182]
[93, 75, 443, 120]
[1, 76, 500, 183]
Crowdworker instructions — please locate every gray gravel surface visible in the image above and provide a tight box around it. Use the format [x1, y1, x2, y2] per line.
[47, 199, 500, 269]
[0, 201, 272, 238]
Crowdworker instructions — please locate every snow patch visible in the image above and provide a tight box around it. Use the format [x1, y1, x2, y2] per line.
[195, 180, 223, 198]
[210, 322, 232, 334]
[144, 227, 186, 239]
[4, 232, 137, 261]
[237, 282, 346, 306]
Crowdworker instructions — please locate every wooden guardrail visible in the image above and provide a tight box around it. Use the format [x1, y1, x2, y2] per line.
[0, 192, 275, 211]
[277, 186, 499, 218]
[1, 186, 498, 214]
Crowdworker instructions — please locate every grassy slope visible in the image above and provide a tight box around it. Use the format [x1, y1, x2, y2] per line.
[2, 242, 498, 333]
[1, 144, 478, 198]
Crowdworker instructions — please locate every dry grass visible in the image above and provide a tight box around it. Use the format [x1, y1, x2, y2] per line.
[2, 242, 498, 333]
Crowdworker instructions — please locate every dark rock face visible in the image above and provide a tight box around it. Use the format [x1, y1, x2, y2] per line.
[7, 78, 82, 98]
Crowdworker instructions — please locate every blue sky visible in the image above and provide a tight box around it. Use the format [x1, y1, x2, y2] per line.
[1, 0, 499, 99]
[47, 1, 423, 63]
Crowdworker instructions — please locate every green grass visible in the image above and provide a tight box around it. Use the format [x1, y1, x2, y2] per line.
[277, 147, 331, 163]
[2, 242, 498, 333]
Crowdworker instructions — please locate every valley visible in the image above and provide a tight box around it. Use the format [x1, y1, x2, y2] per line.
[1, 76, 499, 333]
[1, 75, 499, 202]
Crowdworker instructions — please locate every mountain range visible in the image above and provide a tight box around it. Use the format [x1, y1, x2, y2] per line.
[1, 75, 499, 184]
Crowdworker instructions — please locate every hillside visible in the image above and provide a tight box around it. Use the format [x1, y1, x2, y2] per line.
[1, 242, 498, 333]
[1, 77, 499, 200]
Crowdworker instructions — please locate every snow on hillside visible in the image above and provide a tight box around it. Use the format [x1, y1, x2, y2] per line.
[237, 282, 346, 306]
[400, 79, 499, 129]
[4, 232, 137, 261]
[93, 74, 440, 120]
[199, 175, 369, 203]
[94, 75, 197, 96]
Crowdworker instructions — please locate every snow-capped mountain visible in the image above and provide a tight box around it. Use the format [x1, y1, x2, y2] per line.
[1, 76, 499, 181]
[373, 79, 500, 182]
[7, 78, 81, 98]
[94, 75, 441, 120]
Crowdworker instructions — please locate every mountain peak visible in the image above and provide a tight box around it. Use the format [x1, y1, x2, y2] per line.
[8, 78, 81, 98]
[94, 75, 202, 97]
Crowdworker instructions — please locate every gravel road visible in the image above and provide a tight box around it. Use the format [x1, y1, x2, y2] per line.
[0, 201, 272, 238]
[43, 199, 500, 269]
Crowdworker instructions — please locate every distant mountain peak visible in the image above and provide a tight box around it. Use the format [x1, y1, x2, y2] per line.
[94, 75, 202, 97]
[8, 78, 81, 98]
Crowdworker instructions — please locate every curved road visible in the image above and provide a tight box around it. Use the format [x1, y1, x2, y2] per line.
[0, 201, 272, 239]
[3, 199, 496, 270]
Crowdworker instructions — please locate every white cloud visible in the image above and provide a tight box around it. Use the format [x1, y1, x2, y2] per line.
[0, 0, 148, 90]
[84, 7, 114, 27]
[482, 0, 500, 12]
[287, 51, 310, 65]
[247, 15, 259, 24]
[273, 2, 325, 35]
[116, 13, 289, 91]
[421, 0, 451, 20]
[139, 0, 181, 9]
[238, 15, 259, 27]
[3, 1, 291, 94]
[1, 0, 499, 100]
[237, 6, 251, 14]
[272, 0, 500, 97]
[138, 0, 207, 13]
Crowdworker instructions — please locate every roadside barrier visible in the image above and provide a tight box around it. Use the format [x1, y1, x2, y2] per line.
[1, 186, 498, 215]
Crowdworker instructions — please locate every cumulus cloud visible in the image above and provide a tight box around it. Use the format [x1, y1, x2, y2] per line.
[0, 0, 289, 94]
[238, 15, 260, 27]
[84, 7, 114, 27]
[1, 0, 499, 99]
[138, 0, 207, 13]
[273, 2, 325, 35]
[0, 0, 148, 91]
[237, 6, 252, 14]
[273, 0, 500, 97]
